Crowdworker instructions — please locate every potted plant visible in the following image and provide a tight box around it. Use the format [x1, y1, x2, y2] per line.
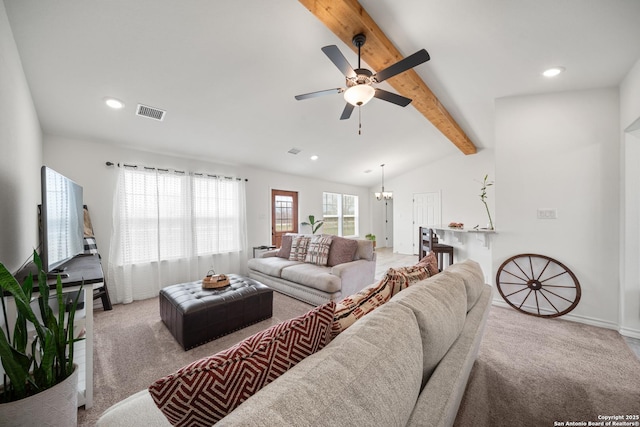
[301, 215, 324, 234]
[479, 174, 495, 230]
[365, 233, 376, 248]
[0, 251, 82, 425]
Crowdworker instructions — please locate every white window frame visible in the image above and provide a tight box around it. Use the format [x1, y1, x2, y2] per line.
[322, 192, 359, 237]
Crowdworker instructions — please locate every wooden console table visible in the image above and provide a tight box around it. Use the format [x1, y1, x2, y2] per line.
[9, 254, 104, 409]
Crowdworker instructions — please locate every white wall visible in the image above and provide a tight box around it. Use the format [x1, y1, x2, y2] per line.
[0, 3, 42, 272]
[382, 149, 495, 280]
[495, 88, 620, 329]
[43, 135, 372, 271]
[620, 59, 640, 338]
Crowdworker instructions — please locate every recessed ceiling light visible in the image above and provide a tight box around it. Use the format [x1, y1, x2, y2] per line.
[104, 97, 125, 109]
[542, 67, 565, 78]
[310, 155, 319, 161]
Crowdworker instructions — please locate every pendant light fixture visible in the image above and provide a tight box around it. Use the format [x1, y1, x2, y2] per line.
[375, 164, 393, 200]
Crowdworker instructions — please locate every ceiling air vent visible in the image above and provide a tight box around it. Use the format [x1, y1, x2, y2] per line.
[287, 148, 301, 155]
[136, 104, 166, 121]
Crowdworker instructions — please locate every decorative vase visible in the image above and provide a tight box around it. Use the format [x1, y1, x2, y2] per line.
[0, 364, 78, 427]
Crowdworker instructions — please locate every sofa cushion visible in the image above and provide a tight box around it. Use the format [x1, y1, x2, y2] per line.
[331, 278, 392, 338]
[326, 236, 359, 266]
[304, 235, 333, 266]
[354, 239, 375, 261]
[280, 263, 342, 293]
[418, 252, 439, 276]
[289, 236, 311, 261]
[247, 256, 301, 277]
[390, 275, 468, 386]
[217, 302, 423, 427]
[276, 234, 293, 258]
[148, 301, 335, 427]
[443, 259, 486, 311]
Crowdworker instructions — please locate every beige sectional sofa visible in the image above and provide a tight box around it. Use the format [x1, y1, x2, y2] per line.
[97, 259, 492, 427]
[247, 234, 376, 305]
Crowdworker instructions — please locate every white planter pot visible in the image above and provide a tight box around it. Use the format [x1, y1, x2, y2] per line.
[0, 364, 78, 427]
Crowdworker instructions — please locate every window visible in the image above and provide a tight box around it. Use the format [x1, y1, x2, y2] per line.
[322, 192, 359, 237]
[116, 168, 245, 264]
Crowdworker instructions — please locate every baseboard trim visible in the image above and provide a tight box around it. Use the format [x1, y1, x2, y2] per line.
[491, 300, 619, 331]
[619, 327, 640, 339]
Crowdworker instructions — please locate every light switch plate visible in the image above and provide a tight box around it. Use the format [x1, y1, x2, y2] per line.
[537, 208, 558, 219]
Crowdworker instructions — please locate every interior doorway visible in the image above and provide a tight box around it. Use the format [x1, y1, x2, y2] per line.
[413, 192, 442, 255]
[271, 189, 298, 247]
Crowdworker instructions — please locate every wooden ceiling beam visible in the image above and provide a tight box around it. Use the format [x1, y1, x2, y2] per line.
[297, 0, 477, 155]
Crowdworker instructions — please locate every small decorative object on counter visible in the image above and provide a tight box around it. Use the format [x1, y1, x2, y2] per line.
[202, 269, 230, 289]
[448, 222, 464, 229]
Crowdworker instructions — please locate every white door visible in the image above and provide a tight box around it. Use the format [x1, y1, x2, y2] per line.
[413, 192, 441, 255]
[383, 199, 393, 248]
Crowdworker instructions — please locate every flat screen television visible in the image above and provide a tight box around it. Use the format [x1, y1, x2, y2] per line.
[40, 166, 84, 274]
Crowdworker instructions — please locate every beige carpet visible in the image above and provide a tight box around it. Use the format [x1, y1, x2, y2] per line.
[80, 293, 640, 426]
[455, 306, 640, 426]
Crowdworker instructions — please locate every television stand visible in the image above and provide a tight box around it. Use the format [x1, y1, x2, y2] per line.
[47, 271, 70, 279]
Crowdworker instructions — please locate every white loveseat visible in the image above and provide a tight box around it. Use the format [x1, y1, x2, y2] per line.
[247, 234, 376, 305]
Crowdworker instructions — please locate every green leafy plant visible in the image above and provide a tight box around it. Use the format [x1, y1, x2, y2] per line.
[301, 215, 324, 234]
[479, 174, 494, 230]
[365, 233, 376, 242]
[0, 251, 82, 403]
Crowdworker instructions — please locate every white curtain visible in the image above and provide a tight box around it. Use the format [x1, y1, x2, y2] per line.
[107, 167, 248, 304]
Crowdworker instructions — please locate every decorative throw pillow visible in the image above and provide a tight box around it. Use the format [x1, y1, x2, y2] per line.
[382, 267, 411, 297]
[331, 279, 392, 338]
[418, 251, 439, 276]
[326, 236, 358, 267]
[277, 234, 294, 259]
[396, 264, 431, 284]
[148, 301, 335, 426]
[289, 236, 311, 261]
[380, 264, 431, 298]
[304, 235, 333, 266]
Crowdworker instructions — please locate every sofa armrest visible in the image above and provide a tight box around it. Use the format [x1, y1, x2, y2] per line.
[259, 249, 279, 258]
[330, 259, 376, 297]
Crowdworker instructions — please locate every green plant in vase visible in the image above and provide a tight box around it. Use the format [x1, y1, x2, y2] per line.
[301, 215, 324, 234]
[479, 174, 494, 230]
[365, 234, 376, 248]
[0, 251, 83, 403]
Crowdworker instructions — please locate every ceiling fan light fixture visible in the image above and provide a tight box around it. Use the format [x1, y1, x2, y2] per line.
[344, 84, 375, 106]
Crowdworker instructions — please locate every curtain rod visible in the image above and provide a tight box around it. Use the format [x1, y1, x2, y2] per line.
[105, 161, 248, 182]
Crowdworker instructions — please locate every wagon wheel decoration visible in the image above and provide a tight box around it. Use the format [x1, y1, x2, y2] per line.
[496, 254, 581, 318]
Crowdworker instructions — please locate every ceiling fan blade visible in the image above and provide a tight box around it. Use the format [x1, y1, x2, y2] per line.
[374, 89, 412, 107]
[295, 88, 343, 101]
[321, 45, 357, 78]
[340, 103, 355, 120]
[373, 49, 430, 83]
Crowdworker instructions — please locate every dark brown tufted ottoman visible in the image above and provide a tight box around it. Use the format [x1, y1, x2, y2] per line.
[159, 274, 273, 350]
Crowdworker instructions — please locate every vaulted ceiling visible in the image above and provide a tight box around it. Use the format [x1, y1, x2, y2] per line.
[4, 0, 640, 186]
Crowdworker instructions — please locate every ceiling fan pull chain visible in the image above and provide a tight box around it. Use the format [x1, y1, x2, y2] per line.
[358, 106, 362, 135]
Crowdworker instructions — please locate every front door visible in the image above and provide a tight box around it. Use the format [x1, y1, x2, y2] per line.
[272, 189, 298, 247]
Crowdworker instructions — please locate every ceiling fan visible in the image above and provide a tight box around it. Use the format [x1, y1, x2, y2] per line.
[294, 33, 430, 120]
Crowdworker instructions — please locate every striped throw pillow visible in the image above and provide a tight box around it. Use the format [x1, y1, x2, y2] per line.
[289, 236, 311, 261]
[304, 235, 333, 266]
